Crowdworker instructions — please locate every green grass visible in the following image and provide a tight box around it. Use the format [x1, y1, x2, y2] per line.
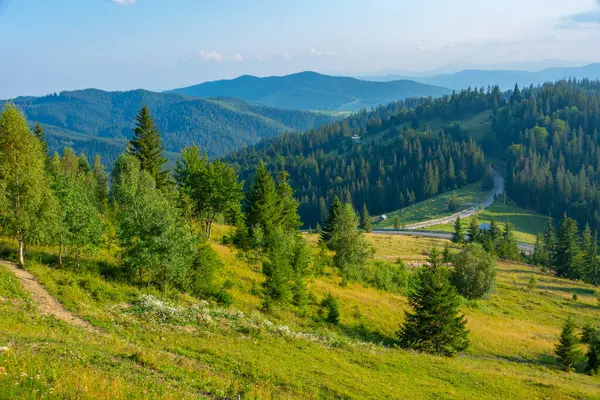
[374, 181, 489, 228]
[1, 232, 600, 399]
[426, 200, 548, 244]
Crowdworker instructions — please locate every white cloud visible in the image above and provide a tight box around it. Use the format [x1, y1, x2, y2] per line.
[112, 0, 136, 5]
[310, 47, 336, 56]
[199, 50, 223, 62]
[230, 53, 244, 62]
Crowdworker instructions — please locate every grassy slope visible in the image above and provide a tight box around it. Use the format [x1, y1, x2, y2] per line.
[425, 200, 548, 244]
[1, 230, 599, 399]
[373, 181, 489, 228]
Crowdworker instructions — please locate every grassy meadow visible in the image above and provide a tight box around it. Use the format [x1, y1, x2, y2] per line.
[0, 228, 599, 399]
[373, 181, 489, 228]
[425, 200, 549, 244]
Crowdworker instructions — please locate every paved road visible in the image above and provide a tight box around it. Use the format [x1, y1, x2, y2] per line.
[404, 168, 504, 230]
[370, 229, 534, 255]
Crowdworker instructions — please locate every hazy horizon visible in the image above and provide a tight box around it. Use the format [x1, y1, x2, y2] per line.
[1, 0, 600, 98]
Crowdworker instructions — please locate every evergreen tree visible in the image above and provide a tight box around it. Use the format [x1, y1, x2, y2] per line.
[489, 219, 502, 243]
[245, 162, 280, 240]
[542, 218, 556, 270]
[467, 218, 480, 243]
[586, 333, 600, 375]
[359, 203, 372, 233]
[33, 122, 48, 156]
[128, 106, 168, 189]
[554, 214, 583, 279]
[0, 103, 55, 266]
[555, 317, 582, 372]
[321, 196, 343, 243]
[452, 216, 465, 244]
[277, 169, 301, 232]
[398, 248, 469, 356]
[328, 203, 370, 282]
[497, 222, 519, 260]
[587, 231, 600, 286]
[321, 293, 340, 324]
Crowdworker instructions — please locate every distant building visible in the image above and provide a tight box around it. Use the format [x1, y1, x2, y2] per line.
[351, 134, 361, 141]
[379, 214, 387, 222]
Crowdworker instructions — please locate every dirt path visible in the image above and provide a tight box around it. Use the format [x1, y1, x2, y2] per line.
[0, 260, 95, 331]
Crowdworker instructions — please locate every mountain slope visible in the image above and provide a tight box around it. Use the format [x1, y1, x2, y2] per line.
[168, 71, 452, 111]
[3, 89, 334, 165]
[363, 63, 600, 91]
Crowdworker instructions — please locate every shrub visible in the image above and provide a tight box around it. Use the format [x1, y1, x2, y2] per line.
[321, 293, 340, 325]
[450, 243, 497, 300]
[527, 276, 537, 291]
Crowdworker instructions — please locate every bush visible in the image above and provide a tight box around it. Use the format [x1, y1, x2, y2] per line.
[527, 276, 537, 291]
[450, 243, 497, 300]
[321, 293, 340, 325]
[363, 260, 409, 294]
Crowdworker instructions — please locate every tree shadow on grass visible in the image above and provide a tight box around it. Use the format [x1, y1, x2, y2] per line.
[536, 285, 596, 296]
[337, 322, 397, 347]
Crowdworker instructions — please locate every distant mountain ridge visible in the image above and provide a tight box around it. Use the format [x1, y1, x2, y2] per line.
[362, 63, 600, 91]
[2, 89, 335, 166]
[167, 71, 452, 111]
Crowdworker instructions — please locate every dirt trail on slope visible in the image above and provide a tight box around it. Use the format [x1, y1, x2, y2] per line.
[0, 260, 95, 331]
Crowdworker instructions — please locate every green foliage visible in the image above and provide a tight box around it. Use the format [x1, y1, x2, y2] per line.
[277, 169, 301, 233]
[111, 154, 195, 292]
[527, 275, 537, 291]
[452, 216, 465, 244]
[0, 103, 55, 265]
[496, 222, 520, 261]
[245, 162, 280, 239]
[321, 293, 340, 325]
[586, 333, 600, 375]
[450, 243, 497, 300]
[320, 196, 342, 243]
[467, 218, 480, 243]
[554, 214, 583, 280]
[174, 145, 243, 238]
[363, 260, 409, 293]
[128, 106, 168, 189]
[359, 203, 372, 233]
[328, 203, 370, 282]
[48, 148, 103, 266]
[393, 215, 401, 230]
[262, 230, 311, 309]
[398, 248, 469, 356]
[555, 317, 582, 372]
[33, 122, 48, 156]
[447, 193, 459, 212]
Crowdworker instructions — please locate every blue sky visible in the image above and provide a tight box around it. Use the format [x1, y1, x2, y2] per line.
[1, 0, 600, 98]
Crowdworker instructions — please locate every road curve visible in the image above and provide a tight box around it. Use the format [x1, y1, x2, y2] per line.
[403, 168, 504, 230]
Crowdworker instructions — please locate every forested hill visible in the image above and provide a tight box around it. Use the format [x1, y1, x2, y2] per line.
[167, 71, 452, 111]
[228, 78, 600, 232]
[2, 89, 334, 166]
[226, 89, 496, 227]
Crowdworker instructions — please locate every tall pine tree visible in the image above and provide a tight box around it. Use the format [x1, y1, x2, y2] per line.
[554, 317, 582, 372]
[128, 106, 168, 189]
[452, 216, 465, 244]
[277, 169, 301, 232]
[359, 203, 372, 233]
[245, 162, 280, 239]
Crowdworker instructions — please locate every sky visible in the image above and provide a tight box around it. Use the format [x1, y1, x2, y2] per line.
[1, 0, 600, 98]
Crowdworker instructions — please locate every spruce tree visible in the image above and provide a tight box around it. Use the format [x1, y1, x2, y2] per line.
[321, 196, 343, 244]
[489, 219, 502, 243]
[467, 218, 480, 243]
[554, 214, 583, 279]
[33, 122, 48, 156]
[128, 106, 168, 189]
[586, 333, 600, 375]
[245, 162, 280, 240]
[452, 216, 465, 244]
[398, 248, 469, 356]
[587, 230, 600, 286]
[555, 316, 582, 372]
[359, 203, 372, 233]
[542, 218, 556, 270]
[277, 169, 301, 232]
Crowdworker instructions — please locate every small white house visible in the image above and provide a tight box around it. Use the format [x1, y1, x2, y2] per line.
[379, 214, 387, 222]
